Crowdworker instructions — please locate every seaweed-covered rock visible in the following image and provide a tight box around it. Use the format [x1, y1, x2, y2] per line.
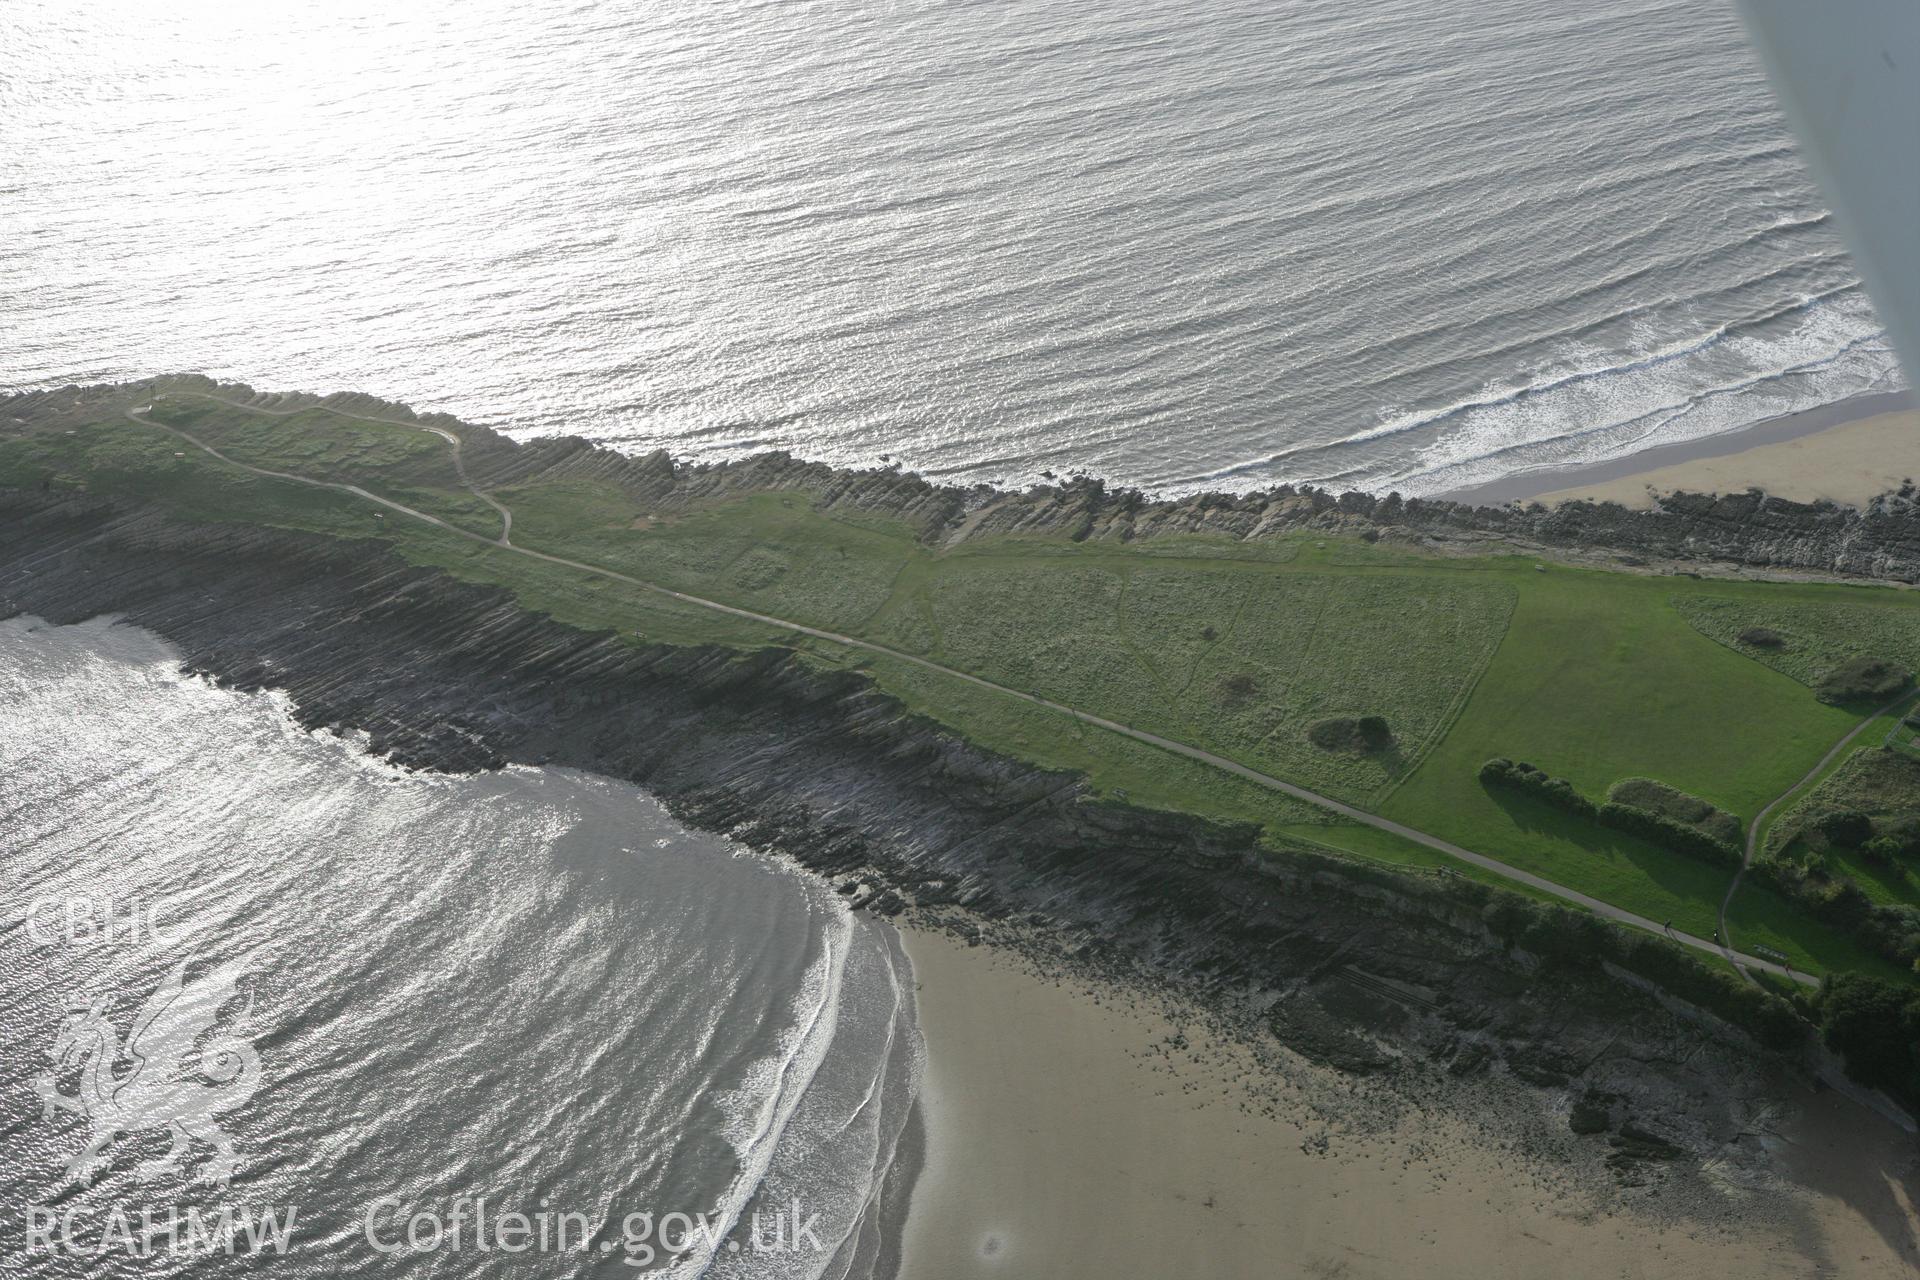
[1569, 1094, 1614, 1136]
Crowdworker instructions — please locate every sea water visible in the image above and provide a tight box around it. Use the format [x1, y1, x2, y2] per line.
[0, 616, 919, 1277]
[1, 0, 1901, 497]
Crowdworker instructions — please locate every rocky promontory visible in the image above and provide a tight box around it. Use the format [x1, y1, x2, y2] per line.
[1, 376, 1891, 1223]
[0, 481, 1819, 1215]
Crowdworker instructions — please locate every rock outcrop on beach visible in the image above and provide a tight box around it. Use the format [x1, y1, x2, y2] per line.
[0, 484, 1816, 1213]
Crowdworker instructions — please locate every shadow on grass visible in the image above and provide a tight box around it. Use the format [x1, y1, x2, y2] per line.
[1830, 848, 1920, 909]
[1479, 785, 1909, 978]
[1374, 742, 1409, 778]
[1727, 883, 1913, 982]
[1479, 784, 1730, 899]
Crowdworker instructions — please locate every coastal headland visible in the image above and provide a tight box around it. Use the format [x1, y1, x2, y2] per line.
[4, 377, 1920, 1273]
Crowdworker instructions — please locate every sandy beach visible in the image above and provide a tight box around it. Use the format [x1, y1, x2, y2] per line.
[1439, 393, 1920, 510]
[893, 929, 1920, 1279]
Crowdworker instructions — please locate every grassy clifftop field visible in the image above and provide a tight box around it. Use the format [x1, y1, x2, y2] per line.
[8, 382, 1920, 989]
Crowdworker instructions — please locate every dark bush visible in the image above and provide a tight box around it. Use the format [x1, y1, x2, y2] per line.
[1817, 808, 1874, 848]
[1815, 656, 1914, 706]
[1883, 815, 1920, 857]
[1596, 802, 1741, 866]
[1479, 758, 1596, 819]
[1356, 715, 1393, 750]
[1310, 717, 1394, 753]
[1737, 626, 1787, 649]
[1807, 880, 1875, 930]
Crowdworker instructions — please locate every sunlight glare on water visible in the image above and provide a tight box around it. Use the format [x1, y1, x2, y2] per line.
[1, 0, 1900, 496]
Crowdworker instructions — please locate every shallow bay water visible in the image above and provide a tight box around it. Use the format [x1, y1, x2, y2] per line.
[0, 616, 919, 1277]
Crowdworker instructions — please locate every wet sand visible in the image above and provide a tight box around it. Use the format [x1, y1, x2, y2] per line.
[893, 928, 1920, 1279]
[1439, 392, 1919, 510]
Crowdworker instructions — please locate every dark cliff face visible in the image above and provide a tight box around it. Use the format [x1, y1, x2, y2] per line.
[0, 487, 1805, 1186]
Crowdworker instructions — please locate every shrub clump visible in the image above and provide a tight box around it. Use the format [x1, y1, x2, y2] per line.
[1596, 802, 1742, 867]
[1815, 808, 1874, 849]
[1874, 815, 1920, 859]
[1479, 759, 1596, 819]
[1737, 626, 1787, 649]
[1815, 656, 1914, 705]
[1309, 716, 1394, 753]
[1218, 672, 1259, 703]
[1607, 778, 1743, 848]
[1863, 834, 1906, 864]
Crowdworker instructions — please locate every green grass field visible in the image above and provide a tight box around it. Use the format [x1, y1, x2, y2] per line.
[10, 388, 1920, 981]
[145, 400, 461, 485]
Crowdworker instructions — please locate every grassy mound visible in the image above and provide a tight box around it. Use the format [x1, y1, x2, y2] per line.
[1596, 801, 1741, 867]
[1607, 778, 1743, 848]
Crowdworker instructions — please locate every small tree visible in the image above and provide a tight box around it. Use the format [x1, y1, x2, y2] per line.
[1819, 809, 1874, 848]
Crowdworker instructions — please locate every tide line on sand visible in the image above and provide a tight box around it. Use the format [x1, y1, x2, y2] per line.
[1437, 391, 1919, 510]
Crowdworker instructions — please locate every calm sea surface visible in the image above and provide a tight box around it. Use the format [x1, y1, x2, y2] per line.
[0, 617, 919, 1277]
[1, 0, 1901, 496]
